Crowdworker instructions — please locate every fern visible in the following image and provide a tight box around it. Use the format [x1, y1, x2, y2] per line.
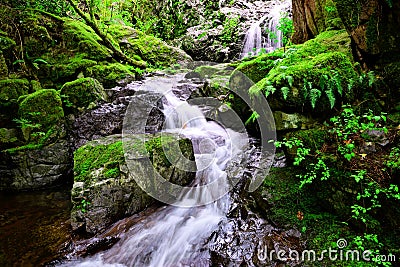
[319, 74, 328, 91]
[281, 87, 290, 100]
[286, 75, 294, 87]
[302, 78, 312, 99]
[331, 70, 343, 96]
[265, 85, 276, 97]
[348, 78, 355, 92]
[310, 88, 322, 109]
[325, 89, 336, 109]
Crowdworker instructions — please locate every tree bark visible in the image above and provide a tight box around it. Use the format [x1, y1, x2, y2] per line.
[67, 0, 146, 69]
[292, 0, 319, 44]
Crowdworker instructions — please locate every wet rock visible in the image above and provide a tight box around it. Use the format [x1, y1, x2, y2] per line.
[70, 83, 165, 149]
[0, 137, 71, 191]
[70, 133, 196, 236]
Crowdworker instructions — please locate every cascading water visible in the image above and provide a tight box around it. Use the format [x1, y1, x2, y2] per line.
[240, 0, 292, 58]
[61, 75, 249, 266]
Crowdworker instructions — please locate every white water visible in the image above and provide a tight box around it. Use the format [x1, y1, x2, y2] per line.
[241, 0, 292, 58]
[63, 76, 248, 266]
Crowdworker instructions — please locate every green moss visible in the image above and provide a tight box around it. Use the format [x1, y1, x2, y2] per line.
[107, 24, 190, 67]
[255, 51, 357, 113]
[85, 62, 136, 88]
[0, 79, 30, 108]
[30, 80, 42, 92]
[74, 140, 124, 182]
[50, 56, 98, 82]
[18, 89, 64, 141]
[0, 128, 18, 145]
[235, 53, 281, 83]
[60, 77, 108, 112]
[63, 20, 111, 61]
[0, 32, 16, 51]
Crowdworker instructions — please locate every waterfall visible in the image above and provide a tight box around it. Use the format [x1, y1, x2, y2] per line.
[240, 0, 292, 58]
[61, 75, 248, 267]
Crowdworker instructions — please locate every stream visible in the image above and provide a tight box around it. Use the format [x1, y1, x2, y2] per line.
[55, 68, 300, 266]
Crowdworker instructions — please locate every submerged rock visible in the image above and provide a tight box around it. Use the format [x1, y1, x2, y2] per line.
[70, 133, 196, 236]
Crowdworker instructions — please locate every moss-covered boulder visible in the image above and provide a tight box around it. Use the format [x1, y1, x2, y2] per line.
[237, 30, 357, 117]
[108, 24, 192, 67]
[62, 20, 112, 61]
[18, 89, 64, 142]
[71, 133, 196, 235]
[0, 79, 30, 108]
[235, 52, 283, 84]
[60, 77, 108, 113]
[83, 63, 137, 88]
[0, 89, 70, 192]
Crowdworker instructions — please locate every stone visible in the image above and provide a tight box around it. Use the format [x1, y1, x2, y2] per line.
[70, 133, 196, 235]
[273, 111, 318, 131]
[60, 77, 109, 113]
[0, 138, 71, 191]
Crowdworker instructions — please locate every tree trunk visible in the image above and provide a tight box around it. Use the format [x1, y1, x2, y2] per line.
[292, 0, 319, 44]
[67, 0, 146, 69]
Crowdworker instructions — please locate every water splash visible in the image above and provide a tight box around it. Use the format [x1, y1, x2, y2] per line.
[241, 0, 292, 58]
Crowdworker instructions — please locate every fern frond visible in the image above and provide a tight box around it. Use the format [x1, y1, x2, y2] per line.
[310, 88, 322, 109]
[325, 89, 336, 109]
[281, 87, 290, 100]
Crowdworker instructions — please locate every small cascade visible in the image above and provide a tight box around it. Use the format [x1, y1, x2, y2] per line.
[240, 15, 266, 58]
[60, 74, 248, 266]
[241, 0, 292, 58]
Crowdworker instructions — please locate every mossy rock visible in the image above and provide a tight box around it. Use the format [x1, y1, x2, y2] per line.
[253, 51, 357, 115]
[71, 133, 196, 235]
[107, 24, 192, 67]
[60, 77, 108, 112]
[18, 89, 64, 142]
[0, 128, 19, 149]
[0, 79, 30, 109]
[0, 52, 7, 78]
[84, 63, 136, 88]
[63, 20, 112, 61]
[46, 57, 98, 84]
[235, 51, 284, 84]
[73, 137, 125, 183]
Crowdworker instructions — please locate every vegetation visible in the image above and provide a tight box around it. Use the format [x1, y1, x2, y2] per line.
[0, 0, 399, 265]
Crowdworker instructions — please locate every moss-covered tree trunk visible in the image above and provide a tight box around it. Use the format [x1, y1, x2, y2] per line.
[66, 0, 146, 69]
[333, 0, 400, 68]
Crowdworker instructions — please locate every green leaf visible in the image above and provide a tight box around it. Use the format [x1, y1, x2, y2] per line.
[280, 86, 290, 100]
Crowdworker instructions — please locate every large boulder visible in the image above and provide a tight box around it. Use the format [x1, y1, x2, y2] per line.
[71, 133, 196, 235]
[0, 136, 71, 191]
[0, 89, 71, 191]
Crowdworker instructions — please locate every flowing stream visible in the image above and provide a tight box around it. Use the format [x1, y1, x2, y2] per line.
[62, 74, 249, 266]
